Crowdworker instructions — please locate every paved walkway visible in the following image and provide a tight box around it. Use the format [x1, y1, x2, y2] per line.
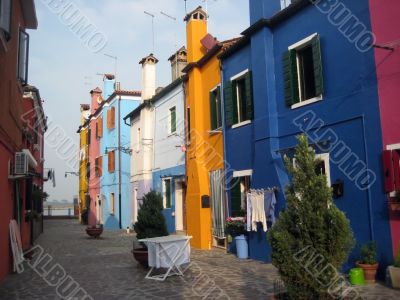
[0, 220, 399, 300]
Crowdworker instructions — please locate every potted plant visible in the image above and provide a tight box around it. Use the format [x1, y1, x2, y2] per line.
[132, 191, 168, 268]
[388, 243, 400, 288]
[268, 135, 354, 299]
[225, 217, 248, 259]
[86, 223, 103, 238]
[356, 241, 379, 284]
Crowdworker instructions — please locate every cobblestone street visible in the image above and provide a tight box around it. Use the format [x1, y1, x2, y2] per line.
[0, 220, 399, 300]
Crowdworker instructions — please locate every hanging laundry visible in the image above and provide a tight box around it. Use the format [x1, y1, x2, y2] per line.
[264, 191, 277, 225]
[251, 190, 268, 232]
[246, 192, 252, 232]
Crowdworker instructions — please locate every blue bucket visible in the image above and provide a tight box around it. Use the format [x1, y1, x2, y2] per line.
[235, 235, 248, 259]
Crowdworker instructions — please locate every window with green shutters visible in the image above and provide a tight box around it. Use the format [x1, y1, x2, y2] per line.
[224, 71, 253, 127]
[230, 176, 251, 217]
[283, 33, 323, 107]
[209, 86, 222, 130]
[170, 106, 176, 133]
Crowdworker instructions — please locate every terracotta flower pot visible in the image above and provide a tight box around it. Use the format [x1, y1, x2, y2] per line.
[356, 262, 379, 283]
[86, 226, 103, 238]
[132, 247, 148, 268]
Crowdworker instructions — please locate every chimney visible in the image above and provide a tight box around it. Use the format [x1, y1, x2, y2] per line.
[80, 104, 90, 125]
[168, 47, 188, 81]
[90, 87, 102, 113]
[185, 6, 208, 63]
[103, 74, 116, 99]
[139, 53, 159, 101]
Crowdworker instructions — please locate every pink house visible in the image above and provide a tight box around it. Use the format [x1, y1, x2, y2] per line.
[370, 0, 400, 256]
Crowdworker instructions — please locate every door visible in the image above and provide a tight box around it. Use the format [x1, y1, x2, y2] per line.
[175, 180, 184, 231]
[96, 194, 103, 224]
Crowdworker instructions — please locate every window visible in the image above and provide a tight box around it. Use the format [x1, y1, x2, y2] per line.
[87, 128, 91, 145]
[224, 71, 253, 127]
[170, 106, 176, 134]
[209, 86, 222, 130]
[292, 153, 331, 187]
[96, 117, 103, 138]
[108, 150, 115, 173]
[230, 175, 251, 217]
[163, 179, 172, 209]
[110, 193, 115, 215]
[95, 156, 102, 177]
[0, 0, 12, 40]
[107, 107, 115, 130]
[280, 0, 292, 9]
[135, 128, 140, 152]
[17, 30, 29, 85]
[284, 34, 323, 108]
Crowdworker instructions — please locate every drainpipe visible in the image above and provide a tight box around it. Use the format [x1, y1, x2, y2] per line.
[118, 96, 122, 229]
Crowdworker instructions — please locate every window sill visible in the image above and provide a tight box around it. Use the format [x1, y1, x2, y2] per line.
[231, 120, 251, 129]
[208, 128, 222, 135]
[291, 95, 323, 109]
[168, 132, 178, 137]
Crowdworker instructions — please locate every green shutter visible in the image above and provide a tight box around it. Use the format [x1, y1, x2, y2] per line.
[216, 86, 222, 128]
[166, 180, 171, 208]
[283, 49, 300, 106]
[209, 90, 217, 130]
[245, 71, 254, 121]
[224, 81, 238, 127]
[312, 34, 324, 97]
[230, 179, 241, 217]
[171, 107, 176, 133]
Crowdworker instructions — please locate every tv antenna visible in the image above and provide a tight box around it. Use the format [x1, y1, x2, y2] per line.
[161, 11, 179, 79]
[104, 54, 118, 79]
[144, 11, 155, 53]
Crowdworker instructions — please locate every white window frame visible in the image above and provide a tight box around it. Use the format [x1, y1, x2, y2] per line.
[233, 169, 253, 178]
[209, 84, 222, 132]
[230, 69, 251, 126]
[288, 33, 323, 109]
[169, 106, 177, 134]
[162, 178, 172, 209]
[292, 153, 331, 187]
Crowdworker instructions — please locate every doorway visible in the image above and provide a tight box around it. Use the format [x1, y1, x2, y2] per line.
[175, 180, 184, 232]
[96, 194, 103, 224]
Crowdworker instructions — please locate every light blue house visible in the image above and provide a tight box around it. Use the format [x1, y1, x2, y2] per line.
[99, 75, 141, 229]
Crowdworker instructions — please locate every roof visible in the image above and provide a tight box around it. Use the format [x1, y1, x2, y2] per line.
[219, 0, 311, 59]
[139, 53, 159, 65]
[123, 102, 150, 122]
[21, 0, 38, 29]
[182, 37, 241, 73]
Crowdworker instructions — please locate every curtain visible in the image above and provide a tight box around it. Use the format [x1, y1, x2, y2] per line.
[210, 170, 226, 239]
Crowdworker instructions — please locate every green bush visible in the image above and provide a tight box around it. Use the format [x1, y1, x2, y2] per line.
[134, 190, 168, 241]
[268, 135, 354, 299]
[360, 241, 378, 265]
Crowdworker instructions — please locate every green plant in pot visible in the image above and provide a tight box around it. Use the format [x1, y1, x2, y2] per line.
[268, 135, 354, 299]
[389, 243, 400, 289]
[132, 190, 168, 268]
[356, 241, 379, 284]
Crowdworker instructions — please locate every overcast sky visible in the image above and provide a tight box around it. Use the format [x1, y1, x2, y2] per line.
[29, 0, 249, 202]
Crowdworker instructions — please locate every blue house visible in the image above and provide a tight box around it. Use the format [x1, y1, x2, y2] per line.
[151, 48, 187, 233]
[99, 75, 141, 229]
[220, 0, 393, 276]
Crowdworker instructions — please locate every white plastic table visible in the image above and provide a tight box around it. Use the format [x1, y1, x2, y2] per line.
[139, 235, 192, 281]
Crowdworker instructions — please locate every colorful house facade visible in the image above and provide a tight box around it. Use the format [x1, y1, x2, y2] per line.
[152, 48, 187, 234]
[369, 0, 400, 257]
[78, 104, 90, 224]
[219, 0, 395, 277]
[124, 54, 158, 224]
[0, 0, 40, 282]
[183, 7, 238, 249]
[99, 87, 141, 230]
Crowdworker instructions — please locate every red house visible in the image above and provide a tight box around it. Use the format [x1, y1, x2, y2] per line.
[370, 0, 400, 256]
[0, 0, 40, 281]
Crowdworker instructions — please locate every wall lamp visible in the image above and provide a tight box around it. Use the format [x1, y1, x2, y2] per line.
[105, 146, 132, 155]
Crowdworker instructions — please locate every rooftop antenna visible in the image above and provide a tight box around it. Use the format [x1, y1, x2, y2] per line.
[184, 0, 188, 14]
[144, 11, 155, 53]
[160, 11, 179, 80]
[104, 54, 118, 79]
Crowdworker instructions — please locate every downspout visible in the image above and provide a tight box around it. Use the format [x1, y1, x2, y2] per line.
[118, 96, 122, 229]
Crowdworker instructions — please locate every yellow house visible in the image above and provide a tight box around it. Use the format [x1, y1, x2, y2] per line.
[183, 6, 239, 249]
[78, 104, 90, 224]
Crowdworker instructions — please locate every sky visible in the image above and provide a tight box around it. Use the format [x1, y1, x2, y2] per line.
[29, 0, 249, 202]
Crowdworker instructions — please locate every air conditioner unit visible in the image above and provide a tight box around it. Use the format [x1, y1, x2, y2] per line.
[14, 152, 29, 175]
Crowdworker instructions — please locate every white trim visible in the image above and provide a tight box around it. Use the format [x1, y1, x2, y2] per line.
[288, 33, 318, 50]
[230, 69, 249, 81]
[386, 143, 400, 151]
[291, 95, 323, 109]
[316, 153, 331, 187]
[233, 169, 253, 178]
[231, 120, 251, 129]
[210, 84, 221, 93]
[208, 128, 222, 135]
